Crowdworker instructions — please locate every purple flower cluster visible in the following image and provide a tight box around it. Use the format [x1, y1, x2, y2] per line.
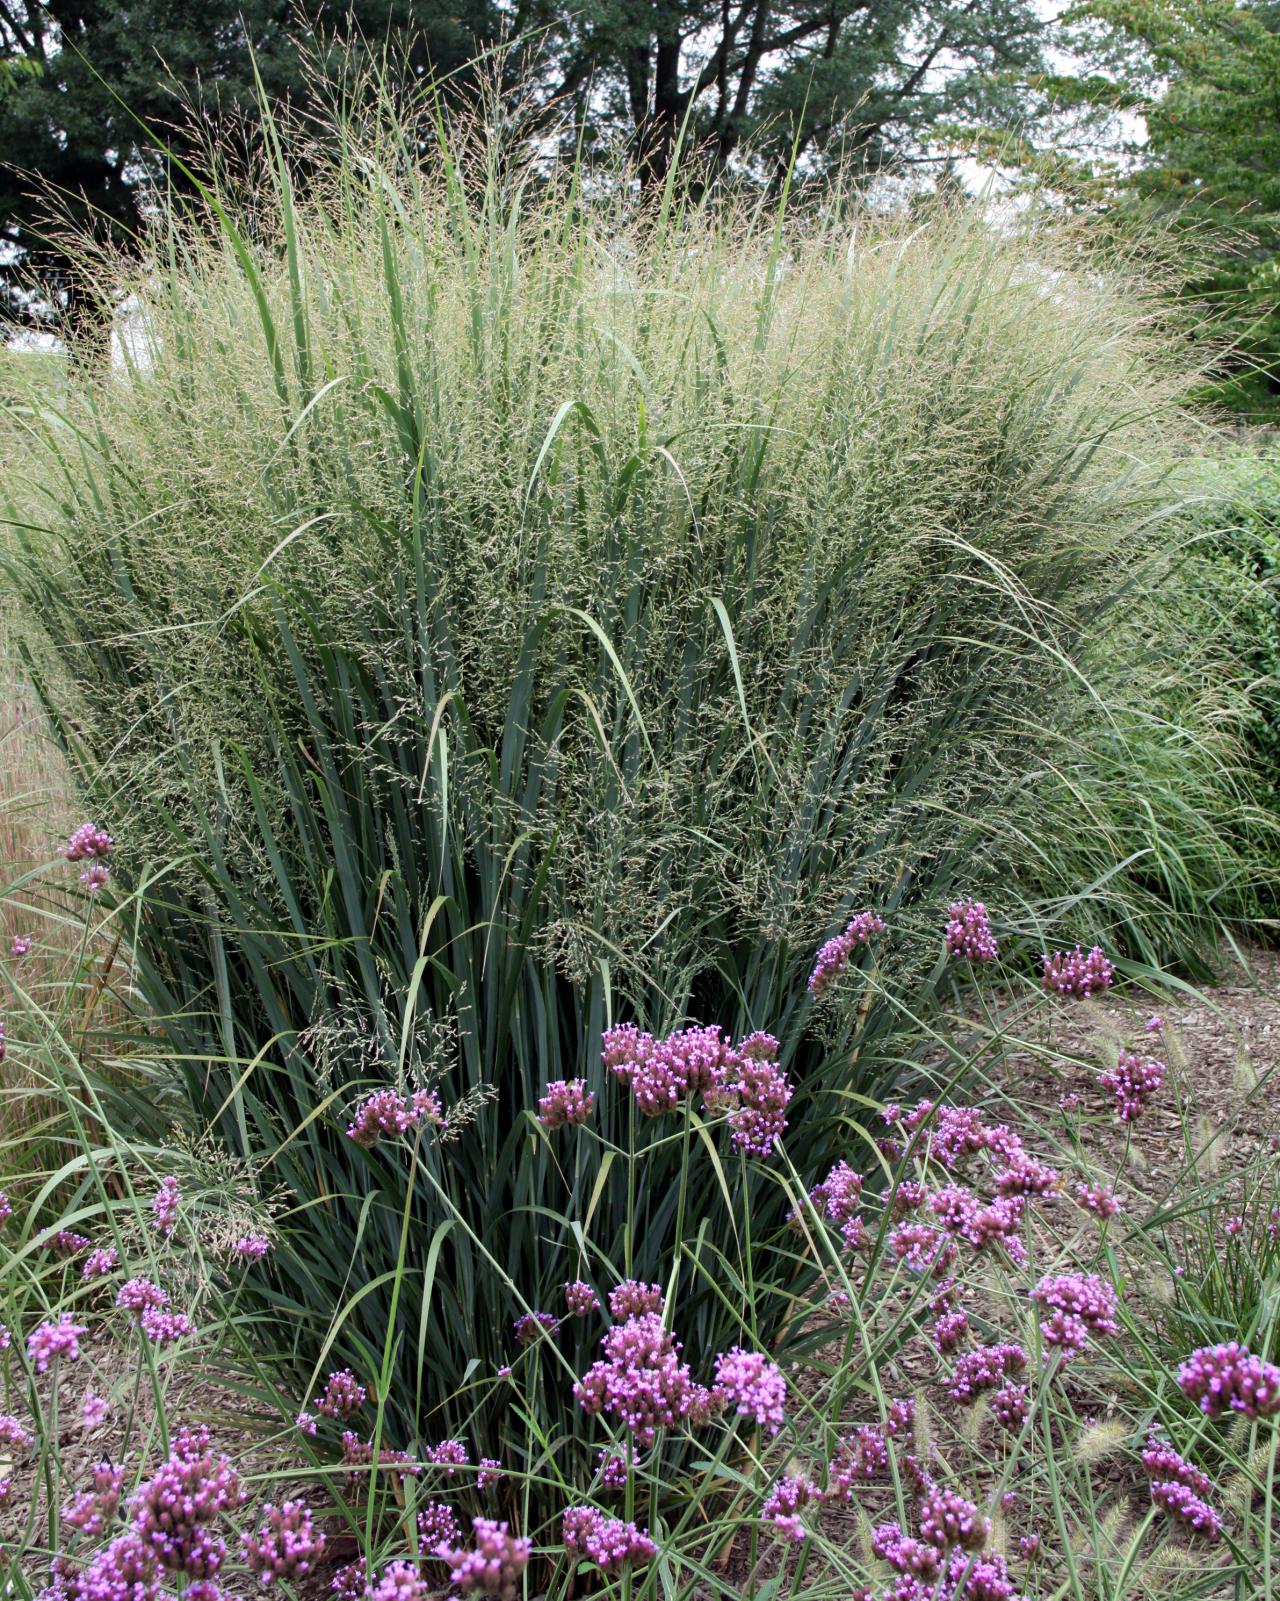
[889, 1223, 958, 1279]
[243, 1499, 326, 1582]
[0, 1413, 34, 1451]
[608, 1280, 665, 1319]
[140, 1304, 195, 1345]
[596, 1448, 629, 1490]
[83, 1245, 120, 1278]
[312, 1368, 367, 1421]
[345, 1087, 439, 1147]
[761, 1473, 822, 1541]
[944, 898, 998, 963]
[1150, 1478, 1222, 1540]
[713, 1347, 787, 1435]
[417, 1500, 462, 1555]
[722, 1033, 792, 1156]
[575, 1313, 695, 1445]
[991, 1382, 1028, 1430]
[476, 1457, 504, 1490]
[807, 910, 886, 997]
[231, 1234, 272, 1259]
[946, 1343, 1026, 1403]
[513, 1311, 558, 1346]
[562, 1505, 657, 1570]
[1042, 945, 1115, 998]
[433, 1517, 532, 1599]
[63, 823, 114, 862]
[11, 934, 30, 956]
[425, 1438, 469, 1474]
[151, 1175, 181, 1236]
[64, 1462, 126, 1536]
[83, 1392, 110, 1429]
[536, 1078, 594, 1130]
[602, 1022, 725, 1116]
[117, 1277, 169, 1319]
[1030, 1273, 1120, 1347]
[28, 1314, 88, 1372]
[919, 1483, 990, 1551]
[564, 1279, 599, 1316]
[1097, 1048, 1164, 1122]
[933, 1310, 969, 1354]
[129, 1424, 245, 1572]
[64, 823, 113, 891]
[1177, 1341, 1280, 1419]
[1075, 1182, 1121, 1218]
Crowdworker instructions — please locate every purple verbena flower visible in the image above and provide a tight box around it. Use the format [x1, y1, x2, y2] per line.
[83, 1245, 120, 1279]
[1042, 945, 1115, 999]
[151, 1176, 180, 1236]
[1150, 1478, 1222, 1540]
[808, 911, 886, 997]
[63, 1462, 126, 1537]
[1098, 1048, 1164, 1122]
[128, 1425, 244, 1571]
[0, 1413, 34, 1452]
[607, 1280, 664, 1319]
[1075, 1182, 1121, 1218]
[243, 1500, 326, 1583]
[28, 1314, 87, 1372]
[564, 1279, 600, 1316]
[575, 1313, 695, 1445]
[536, 1078, 594, 1130]
[713, 1347, 787, 1435]
[63, 823, 113, 862]
[761, 1474, 823, 1542]
[434, 1517, 532, 1599]
[947, 1344, 1026, 1404]
[11, 935, 30, 957]
[596, 1448, 629, 1490]
[991, 1382, 1028, 1430]
[944, 898, 998, 963]
[417, 1500, 462, 1555]
[312, 1369, 367, 1421]
[231, 1234, 272, 1260]
[82, 1392, 110, 1429]
[513, 1311, 558, 1346]
[562, 1505, 657, 1570]
[1178, 1341, 1280, 1419]
[140, 1304, 195, 1346]
[919, 1483, 989, 1551]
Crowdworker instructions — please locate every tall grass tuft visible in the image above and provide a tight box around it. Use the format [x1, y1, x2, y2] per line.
[0, 91, 1250, 1524]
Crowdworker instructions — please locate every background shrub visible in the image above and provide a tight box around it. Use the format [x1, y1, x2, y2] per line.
[0, 104, 1255, 1520]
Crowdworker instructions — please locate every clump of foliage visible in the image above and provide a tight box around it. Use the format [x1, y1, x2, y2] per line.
[0, 94, 1247, 1525]
[4, 848, 1280, 1597]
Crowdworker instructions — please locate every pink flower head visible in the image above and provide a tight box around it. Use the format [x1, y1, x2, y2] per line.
[63, 823, 113, 862]
[28, 1314, 88, 1372]
[1178, 1341, 1280, 1419]
[129, 1425, 244, 1570]
[808, 910, 886, 997]
[604, 1022, 727, 1116]
[1150, 1479, 1222, 1540]
[243, 1499, 326, 1583]
[933, 1310, 969, 1354]
[1142, 1435, 1213, 1498]
[888, 1223, 957, 1279]
[140, 1304, 195, 1346]
[1031, 1273, 1120, 1338]
[713, 1347, 787, 1435]
[1098, 1047, 1164, 1122]
[575, 1313, 696, 1445]
[116, 1277, 169, 1320]
[564, 1279, 600, 1316]
[761, 1474, 823, 1542]
[314, 1369, 367, 1421]
[151, 1175, 180, 1236]
[1075, 1182, 1121, 1219]
[83, 1245, 120, 1278]
[477, 1457, 504, 1491]
[82, 1392, 110, 1429]
[944, 898, 997, 963]
[721, 1034, 792, 1156]
[434, 1517, 532, 1599]
[1042, 945, 1115, 999]
[418, 1499, 463, 1554]
[536, 1078, 594, 1130]
[562, 1505, 657, 1570]
[991, 1382, 1028, 1430]
[919, 1483, 989, 1551]
[596, 1448, 629, 1490]
[946, 1343, 1026, 1403]
[0, 1191, 9, 1223]
[80, 861, 111, 892]
[425, 1438, 469, 1474]
[1223, 1215, 1244, 1239]
[0, 1413, 34, 1452]
[608, 1280, 664, 1320]
[513, 1311, 558, 1346]
[63, 1462, 126, 1537]
[231, 1234, 272, 1259]
[346, 1088, 414, 1146]
[46, 1229, 92, 1254]
[10, 935, 30, 957]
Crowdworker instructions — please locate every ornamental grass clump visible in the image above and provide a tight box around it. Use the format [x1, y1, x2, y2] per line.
[0, 82, 1236, 1545]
